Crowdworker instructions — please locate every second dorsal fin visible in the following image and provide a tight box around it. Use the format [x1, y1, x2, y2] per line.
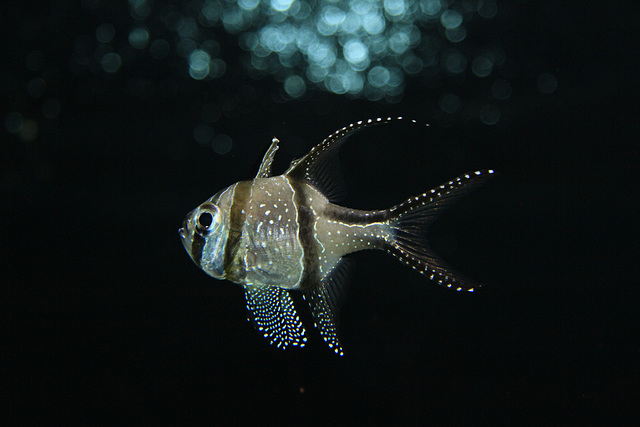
[285, 117, 418, 202]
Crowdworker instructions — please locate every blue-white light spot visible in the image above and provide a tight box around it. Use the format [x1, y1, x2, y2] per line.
[307, 64, 329, 82]
[295, 27, 317, 50]
[389, 31, 410, 54]
[271, 0, 295, 13]
[129, 27, 150, 49]
[260, 25, 290, 53]
[341, 11, 362, 33]
[441, 10, 463, 29]
[348, 72, 364, 94]
[445, 25, 466, 43]
[221, 7, 247, 33]
[322, 6, 346, 26]
[101, 52, 122, 73]
[478, 0, 498, 19]
[420, 0, 442, 16]
[471, 56, 493, 77]
[189, 49, 210, 80]
[129, 0, 151, 20]
[443, 50, 467, 74]
[368, 66, 390, 88]
[239, 0, 260, 12]
[177, 17, 198, 38]
[308, 43, 336, 68]
[284, 75, 306, 98]
[294, 2, 312, 20]
[194, 123, 215, 144]
[201, 1, 223, 24]
[326, 74, 348, 94]
[384, 0, 407, 17]
[479, 104, 500, 125]
[209, 58, 227, 78]
[318, 6, 346, 35]
[387, 67, 403, 89]
[343, 39, 369, 68]
[402, 54, 423, 74]
[363, 11, 385, 35]
[123, 0, 505, 104]
[212, 134, 233, 154]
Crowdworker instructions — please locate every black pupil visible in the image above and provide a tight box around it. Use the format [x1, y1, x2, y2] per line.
[198, 212, 213, 228]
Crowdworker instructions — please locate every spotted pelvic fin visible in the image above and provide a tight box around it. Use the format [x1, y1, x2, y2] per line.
[285, 116, 418, 201]
[244, 285, 307, 349]
[386, 170, 496, 292]
[255, 137, 280, 178]
[302, 258, 352, 356]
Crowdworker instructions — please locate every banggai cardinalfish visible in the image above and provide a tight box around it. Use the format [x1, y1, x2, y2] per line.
[179, 117, 494, 356]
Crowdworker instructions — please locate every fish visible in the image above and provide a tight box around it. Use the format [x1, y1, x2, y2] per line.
[179, 116, 494, 356]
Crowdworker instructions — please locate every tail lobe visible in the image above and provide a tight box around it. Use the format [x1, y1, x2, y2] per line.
[385, 170, 495, 291]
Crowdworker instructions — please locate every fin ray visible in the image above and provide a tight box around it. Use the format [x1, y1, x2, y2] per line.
[244, 285, 307, 349]
[255, 138, 280, 178]
[387, 170, 496, 292]
[303, 259, 352, 356]
[285, 117, 416, 201]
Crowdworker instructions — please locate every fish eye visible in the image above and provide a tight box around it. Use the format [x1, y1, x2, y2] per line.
[198, 212, 213, 229]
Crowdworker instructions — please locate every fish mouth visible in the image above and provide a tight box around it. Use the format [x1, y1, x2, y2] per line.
[178, 225, 192, 255]
[178, 218, 189, 240]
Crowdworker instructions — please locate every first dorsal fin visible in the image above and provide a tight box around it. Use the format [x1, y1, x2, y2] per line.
[285, 117, 418, 202]
[255, 137, 280, 178]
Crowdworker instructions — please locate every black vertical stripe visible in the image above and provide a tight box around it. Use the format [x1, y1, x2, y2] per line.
[223, 181, 252, 281]
[191, 232, 206, 267]
[290, 179, 320, 290]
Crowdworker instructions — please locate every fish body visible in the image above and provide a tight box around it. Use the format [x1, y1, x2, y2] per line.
[179, 117, 494, 355]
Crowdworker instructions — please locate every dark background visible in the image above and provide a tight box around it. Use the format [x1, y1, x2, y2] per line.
[4, 1, 638, 424]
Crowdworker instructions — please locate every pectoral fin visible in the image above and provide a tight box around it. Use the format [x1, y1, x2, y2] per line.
[244, 285, 307, 349]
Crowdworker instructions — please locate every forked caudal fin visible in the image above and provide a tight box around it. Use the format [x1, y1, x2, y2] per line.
[386, 169, 495, 292]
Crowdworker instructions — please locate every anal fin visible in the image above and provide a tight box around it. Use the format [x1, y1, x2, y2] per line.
[303, 259, 351, 356]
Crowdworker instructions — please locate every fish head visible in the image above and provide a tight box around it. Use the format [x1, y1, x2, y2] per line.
[179, 186, 233, 279]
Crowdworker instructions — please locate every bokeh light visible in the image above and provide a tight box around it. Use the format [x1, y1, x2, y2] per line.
[479, 104, 500, 125]
[4, 0, 563, 149]
[212, 134, 233, 154]
[118, 0, 508, 102]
